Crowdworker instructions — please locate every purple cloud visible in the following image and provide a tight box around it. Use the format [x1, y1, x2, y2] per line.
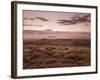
[36, 17, 49, 21]
[57, 14, 91, 25]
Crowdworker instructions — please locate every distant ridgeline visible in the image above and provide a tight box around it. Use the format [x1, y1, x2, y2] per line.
[23, 30, 90, 40]
[24, 38, 90, 47]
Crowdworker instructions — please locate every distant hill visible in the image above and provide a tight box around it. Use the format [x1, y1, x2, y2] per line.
[23, 30, 90, 41]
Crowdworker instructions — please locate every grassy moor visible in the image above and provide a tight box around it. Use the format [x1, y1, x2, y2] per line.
[23, 38, 90, 69]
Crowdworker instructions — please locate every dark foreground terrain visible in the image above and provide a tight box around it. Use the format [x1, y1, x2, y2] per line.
[23, 39, 90, 69]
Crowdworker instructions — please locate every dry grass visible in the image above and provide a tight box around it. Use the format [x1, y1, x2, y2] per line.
[23, 44, 90, 69]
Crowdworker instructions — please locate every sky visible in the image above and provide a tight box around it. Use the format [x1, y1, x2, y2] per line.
[23, 10, 91, 32]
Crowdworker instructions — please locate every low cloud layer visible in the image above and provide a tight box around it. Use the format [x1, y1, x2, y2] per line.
[23, 24, 43, 27]
[24, 17, 49, 21]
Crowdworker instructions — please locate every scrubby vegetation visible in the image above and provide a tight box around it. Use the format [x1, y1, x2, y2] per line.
[23, 39, 90, 69]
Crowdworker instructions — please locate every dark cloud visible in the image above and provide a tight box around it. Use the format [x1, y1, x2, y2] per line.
[24, 17, 34, 21]
[30, 18, 34, 21]
[83, 14, 91, 22]
[71, 14, 91, 23]
[24, 17, 49, 21]
[57, 14, 91, 25]
[57, 19, 77, 25]
[36, 17, 49, 21]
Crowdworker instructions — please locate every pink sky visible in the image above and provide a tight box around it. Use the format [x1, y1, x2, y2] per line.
[23, 10, 91, 32]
